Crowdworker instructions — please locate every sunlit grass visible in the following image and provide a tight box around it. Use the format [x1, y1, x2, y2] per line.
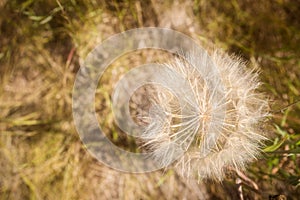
[0, 0, 299, 199]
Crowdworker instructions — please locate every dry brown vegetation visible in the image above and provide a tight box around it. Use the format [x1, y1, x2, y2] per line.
[0, 0, 300, 199]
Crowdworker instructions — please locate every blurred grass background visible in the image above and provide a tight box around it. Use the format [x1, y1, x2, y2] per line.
[0, 0, 300, 199]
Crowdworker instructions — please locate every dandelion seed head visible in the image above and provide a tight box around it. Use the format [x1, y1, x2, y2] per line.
[140, 49, 269, 180]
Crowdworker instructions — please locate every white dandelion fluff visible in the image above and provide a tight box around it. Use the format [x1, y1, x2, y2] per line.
[140, 49, 269, 181]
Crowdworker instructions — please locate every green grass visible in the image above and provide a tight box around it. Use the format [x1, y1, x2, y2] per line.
[0, 0, 299, 199]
